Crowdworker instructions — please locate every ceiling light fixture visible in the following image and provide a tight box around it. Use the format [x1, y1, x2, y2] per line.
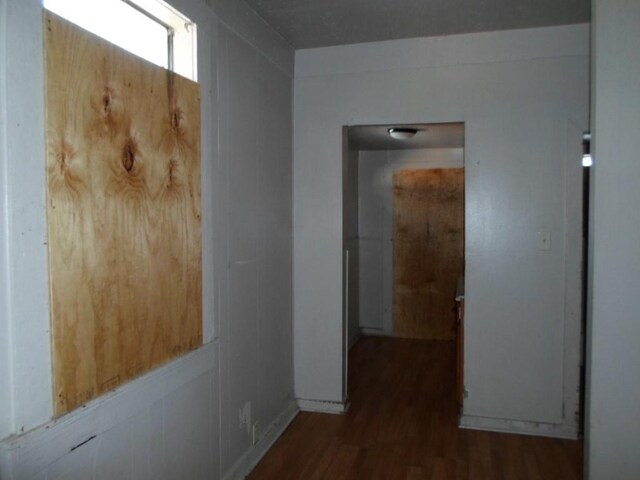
[388, 127, 418, 140]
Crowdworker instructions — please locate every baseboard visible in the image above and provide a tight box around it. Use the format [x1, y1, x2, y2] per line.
[222, 400, 299, 480]
[459, 414, 579, 440]
[360, 327, 390, 337]
[297, 398, 350, 415]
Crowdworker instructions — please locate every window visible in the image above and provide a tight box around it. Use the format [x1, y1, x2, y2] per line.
[43, 0, 197, 81]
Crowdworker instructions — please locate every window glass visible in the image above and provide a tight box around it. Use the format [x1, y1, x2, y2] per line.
[43, 0, 196, 80]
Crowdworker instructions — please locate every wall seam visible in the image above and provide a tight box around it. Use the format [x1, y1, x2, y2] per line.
[216, 19, 293, 79]
[0, 0, 16, 441]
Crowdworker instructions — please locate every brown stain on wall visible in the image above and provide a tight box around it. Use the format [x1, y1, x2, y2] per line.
[44, 12, 202, 416]
[392, 169, 464, 340]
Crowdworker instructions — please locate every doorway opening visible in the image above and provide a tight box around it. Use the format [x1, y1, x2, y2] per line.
[342, 122, 466, 412]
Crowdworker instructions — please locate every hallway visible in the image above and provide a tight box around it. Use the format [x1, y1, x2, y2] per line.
[249, 337, 583, 479]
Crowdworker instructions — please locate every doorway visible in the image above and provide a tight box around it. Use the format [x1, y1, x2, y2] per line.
[342, 122, 465, 407]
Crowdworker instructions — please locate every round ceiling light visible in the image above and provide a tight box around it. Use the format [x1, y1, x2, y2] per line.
[388, 127, 418, 140]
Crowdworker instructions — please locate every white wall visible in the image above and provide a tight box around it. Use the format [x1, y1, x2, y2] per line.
[587, 0, 640, 477]
[344, 143, 360, 348]
[293, 25, 588, 437]
[0, 0, 294, 478]
[0, 0, 11, 442]
[357, 148, 464, 335]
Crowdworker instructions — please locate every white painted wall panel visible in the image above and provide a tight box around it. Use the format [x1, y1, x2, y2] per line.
[227, 264, 259, 462]
[92, 420, 137, 480]
[147, 400, 166, 480]
[100, 407, 179, 480]
[346, 237, 360, 345]
[293, 126, 345, 401]
[25, 370, 218, 480]
[587, 0, 640, 478]
[0, 344, 217, 480]
[47, 441, 99, 480]
[358, 239, 384, 331]
[345, 146, 360, 346]
[206, 0, 293, 74]
[163, 373, 217, 480]
[227, 32, 259, 264]
[256, 54, 294, 431]
[197, 12, 218, 345]
[0, 0, 13, 440]
[0, 0, 294, 479]
[214, 22, 234, 475]
[3, 0, 52, 434]
[219, 16, 297, 475]
[217, 22, 296, 472]
[293, 25, 587, 432]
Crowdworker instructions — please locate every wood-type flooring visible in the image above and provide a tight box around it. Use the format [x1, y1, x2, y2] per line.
[249, 336, 583, 480]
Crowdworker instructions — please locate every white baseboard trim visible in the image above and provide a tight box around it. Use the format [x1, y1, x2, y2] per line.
[297, 398, 350, 415]
[360, 327, 390, 337]
[459, 414, 579, 440]
[222, 400, 299, 480]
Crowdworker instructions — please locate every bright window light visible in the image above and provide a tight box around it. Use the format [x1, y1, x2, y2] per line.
[43, 0, 197, 81]
[582, 132, 592, 168]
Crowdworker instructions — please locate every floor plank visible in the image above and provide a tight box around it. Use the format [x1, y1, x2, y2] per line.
[248, 337, 583, 480]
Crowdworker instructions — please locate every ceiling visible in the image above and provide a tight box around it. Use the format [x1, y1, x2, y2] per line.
[348, 123, 464, 151]
[242, 0, 590, 49]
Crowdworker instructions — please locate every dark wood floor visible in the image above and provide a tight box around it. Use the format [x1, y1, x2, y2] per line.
[249, 336, 583, 480]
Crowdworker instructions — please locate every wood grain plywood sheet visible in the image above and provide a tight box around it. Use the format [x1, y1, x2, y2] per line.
[44, 12, 202, 416]
[392, 169, 464, 340]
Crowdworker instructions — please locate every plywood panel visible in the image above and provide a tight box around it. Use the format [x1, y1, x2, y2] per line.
[44, 12, 202, 416]
[392, 169, 464, 340]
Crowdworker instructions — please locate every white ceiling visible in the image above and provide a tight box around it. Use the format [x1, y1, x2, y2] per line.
[242, 0, 590, 49]
[348, 123, 464, 151]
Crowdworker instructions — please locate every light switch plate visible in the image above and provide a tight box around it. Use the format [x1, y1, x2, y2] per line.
[537, 231, 551, 251]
